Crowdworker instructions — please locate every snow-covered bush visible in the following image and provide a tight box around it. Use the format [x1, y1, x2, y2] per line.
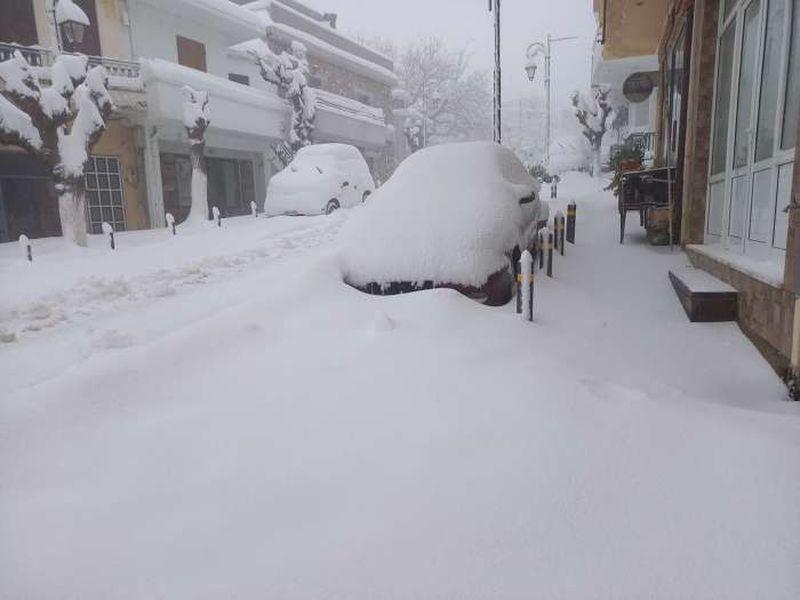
[339, 141, 544, 304]
[249, 39, 316, 166]
[0, 50, 113, 246]
[571, 86, 613, 177]
[182, 86, 210, 223]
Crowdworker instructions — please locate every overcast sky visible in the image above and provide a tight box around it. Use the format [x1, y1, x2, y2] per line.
[318, 0, 598, 107]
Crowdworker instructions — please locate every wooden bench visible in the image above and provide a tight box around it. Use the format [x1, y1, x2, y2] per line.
[669, 266, 738, 322]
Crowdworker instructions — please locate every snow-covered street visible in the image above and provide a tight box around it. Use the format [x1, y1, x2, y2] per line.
[1, 173, 798, 598]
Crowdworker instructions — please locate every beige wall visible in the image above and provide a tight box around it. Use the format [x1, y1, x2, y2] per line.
[598, 0, 669, 59]
[93, 121, 148, 230]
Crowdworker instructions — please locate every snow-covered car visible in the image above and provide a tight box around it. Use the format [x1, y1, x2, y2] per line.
[340, 141, 548, 306]
[265, 144, 376, 216]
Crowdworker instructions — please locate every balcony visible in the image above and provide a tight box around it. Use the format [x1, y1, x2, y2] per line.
[0, 42, 140, 79]
[314, 88, 385, 125]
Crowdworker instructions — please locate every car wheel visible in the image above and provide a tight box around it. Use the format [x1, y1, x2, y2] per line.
[325, 199, 340, 215]
[362, 190, 371, 203]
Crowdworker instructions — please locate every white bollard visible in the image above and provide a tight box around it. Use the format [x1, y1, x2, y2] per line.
[165, 212, 176, 235]
[520, 249, 534, 321]
[212, 206, 221, 227]
[250, 201, 257, 217]
[101, 221, 115, 250]
[18, 234, 32, 262]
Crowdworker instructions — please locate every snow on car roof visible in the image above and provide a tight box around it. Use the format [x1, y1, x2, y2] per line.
[295, 143, 364, 160]
[339, 141, 542, 289]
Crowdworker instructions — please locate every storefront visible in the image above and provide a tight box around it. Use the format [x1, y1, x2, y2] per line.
[705, 0, 798, 265]
[160, 152, 256, 223]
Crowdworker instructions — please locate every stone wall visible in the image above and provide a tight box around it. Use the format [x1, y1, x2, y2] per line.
[680, 0, 718, 245]
[687, 247, 795, 374]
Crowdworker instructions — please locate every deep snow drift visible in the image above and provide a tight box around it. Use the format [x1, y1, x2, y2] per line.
[0, 172, 798, 599]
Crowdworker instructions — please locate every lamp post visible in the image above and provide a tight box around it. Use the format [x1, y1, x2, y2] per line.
[50, 0, 89, 52]
[525, 34, 577, 168]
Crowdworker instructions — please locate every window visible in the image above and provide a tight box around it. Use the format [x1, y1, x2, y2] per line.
[0, 0, 37, 45]
[228, 73, 250, 86]
[85, 156, 126, 234]
[755, 0, 787, 161]
[781, 0, 800, 150]
[732, 0, 760, 169]
[711, 23, 735, 175]
[176, 36, 207, 72]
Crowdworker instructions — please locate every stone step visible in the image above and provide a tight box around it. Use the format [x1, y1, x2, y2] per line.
[669, 266, 738, 322]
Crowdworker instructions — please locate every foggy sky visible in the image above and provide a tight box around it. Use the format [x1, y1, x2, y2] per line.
[318, 0, 597, 106]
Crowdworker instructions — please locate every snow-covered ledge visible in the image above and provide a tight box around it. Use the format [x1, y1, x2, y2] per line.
[686, 244, 785, 288]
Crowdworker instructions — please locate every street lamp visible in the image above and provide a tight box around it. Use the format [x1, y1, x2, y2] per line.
[524, 35, 577, 168]
[52, 0, 90, 51]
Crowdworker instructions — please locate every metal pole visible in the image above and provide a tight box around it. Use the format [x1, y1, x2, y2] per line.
[545, 34, 551, 168]
[491, 0, 501, 143]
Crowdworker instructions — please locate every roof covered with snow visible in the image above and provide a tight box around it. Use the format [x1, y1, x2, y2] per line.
[339, 142, 543, 289]
[138, 0, 266, 40]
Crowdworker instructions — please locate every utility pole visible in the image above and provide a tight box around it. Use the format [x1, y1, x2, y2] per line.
[490, 0, 501, 144]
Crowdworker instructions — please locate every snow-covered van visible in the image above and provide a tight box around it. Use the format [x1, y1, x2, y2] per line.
[265, 144, 376, 216]
[340, 141, 548, 306]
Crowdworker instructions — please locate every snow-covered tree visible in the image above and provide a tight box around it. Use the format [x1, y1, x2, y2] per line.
[366, 36, 491, 151]
[182, 86, 211, 223]
[0, 51, 112, 246]
[249, 39, 316, 166]
[571, 86, 613, 177]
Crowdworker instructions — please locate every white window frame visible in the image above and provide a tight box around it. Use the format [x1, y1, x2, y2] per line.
[704, 0, 796, 264]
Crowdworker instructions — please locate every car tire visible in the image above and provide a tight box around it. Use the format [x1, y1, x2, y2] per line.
[325, 199, 340, 215]
[362, 190, 371, 203]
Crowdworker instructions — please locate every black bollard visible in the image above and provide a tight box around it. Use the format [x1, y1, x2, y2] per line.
[538, 231, 545, 269]
[516, 271, 522, 314]
[26, 244, 32, 262]
[558, 215, 565, 256]
[547, 232, 554, 278]
[566, 201, 576, 244]
[110, 231, 115, 250]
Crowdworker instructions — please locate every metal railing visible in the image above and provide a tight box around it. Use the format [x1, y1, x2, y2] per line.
[314, 88, 385, 125]
[626, 131, 654, 152]
[0, 42, 140, 79]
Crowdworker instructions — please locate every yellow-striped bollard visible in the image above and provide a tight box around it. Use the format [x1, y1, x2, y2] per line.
[566, 201, 577, 244]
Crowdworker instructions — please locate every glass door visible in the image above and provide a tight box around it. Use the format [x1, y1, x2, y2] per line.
[706, 0, 798, 264]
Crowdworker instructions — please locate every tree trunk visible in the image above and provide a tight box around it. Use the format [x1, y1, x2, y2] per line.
[57, 180, 88, 247]
[186, 140, 209, 222]
[592, 147, 602, 179]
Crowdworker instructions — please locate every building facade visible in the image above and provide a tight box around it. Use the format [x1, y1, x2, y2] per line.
[0, 0, 401, 240]
[591, 0, 668, 160]
[595, 0, 800, 386]
[0, 0, 148, 241]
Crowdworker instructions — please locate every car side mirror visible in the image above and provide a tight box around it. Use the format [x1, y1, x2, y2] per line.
[342, 181, 350, 188]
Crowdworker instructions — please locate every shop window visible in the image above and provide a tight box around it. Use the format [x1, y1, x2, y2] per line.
[86, 156, 126, 234]
[177, 36, 207, 72]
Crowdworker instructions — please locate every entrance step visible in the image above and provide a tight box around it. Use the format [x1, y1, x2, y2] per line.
[669, 266, 738, 322]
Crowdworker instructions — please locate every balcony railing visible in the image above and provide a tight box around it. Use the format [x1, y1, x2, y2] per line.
[314, 88, 385, 125]
[0, 42, 140, 79]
